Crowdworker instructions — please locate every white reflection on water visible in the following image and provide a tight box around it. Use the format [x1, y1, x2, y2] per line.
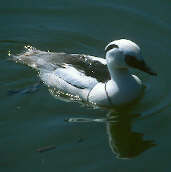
[66, 110, 156, 159]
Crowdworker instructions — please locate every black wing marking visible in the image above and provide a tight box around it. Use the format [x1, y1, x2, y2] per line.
[13, 49, 110, 83]
[52, 53, 111, 83]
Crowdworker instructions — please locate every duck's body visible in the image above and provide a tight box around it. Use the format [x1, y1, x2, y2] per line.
[13, 39, 156, 107]
[89, 70, 142, 106]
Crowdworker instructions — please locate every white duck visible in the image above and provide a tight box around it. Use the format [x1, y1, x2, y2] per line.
[13, 39, 156, 107]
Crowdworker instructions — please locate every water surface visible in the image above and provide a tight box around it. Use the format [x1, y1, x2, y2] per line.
[1, 0, 171, 171]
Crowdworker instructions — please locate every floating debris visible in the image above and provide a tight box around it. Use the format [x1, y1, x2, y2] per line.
[36, 145, 56, 153]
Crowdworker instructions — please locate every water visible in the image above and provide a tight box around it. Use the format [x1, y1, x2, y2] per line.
[1, 0, 171, 171]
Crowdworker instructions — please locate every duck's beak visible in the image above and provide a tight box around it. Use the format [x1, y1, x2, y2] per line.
[125, 55, 157, 76]
[138, 61, 157, 76]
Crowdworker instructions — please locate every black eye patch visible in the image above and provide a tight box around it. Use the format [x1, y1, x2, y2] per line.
[125, 55, 157, 75]
[105, 44, 119, 53]
[125, 55, 145, 68]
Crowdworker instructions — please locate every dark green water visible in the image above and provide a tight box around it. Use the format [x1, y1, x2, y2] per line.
[1, 0, 171, 171]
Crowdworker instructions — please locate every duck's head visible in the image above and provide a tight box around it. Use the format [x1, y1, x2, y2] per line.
[105, 39, 157, 76]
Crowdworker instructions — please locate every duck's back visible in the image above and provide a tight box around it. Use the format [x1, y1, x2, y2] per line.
[13, 46, 111, 101]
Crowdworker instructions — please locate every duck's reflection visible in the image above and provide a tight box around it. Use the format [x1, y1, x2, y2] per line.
[106, 111, 156, 159]
[46, 87, 156, 159]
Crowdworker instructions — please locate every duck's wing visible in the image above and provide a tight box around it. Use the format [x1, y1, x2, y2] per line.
[13, 48, 110, 89]
[51, 53, 111, 83]
[40, 53, 110, 90]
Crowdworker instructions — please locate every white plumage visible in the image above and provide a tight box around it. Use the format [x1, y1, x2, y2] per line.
[13, 39, 156, 107]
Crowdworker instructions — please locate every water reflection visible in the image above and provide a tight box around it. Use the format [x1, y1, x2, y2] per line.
[9, 83, 156, 159]
[106, 111, 156, 159]
[67, 110, 156, 159]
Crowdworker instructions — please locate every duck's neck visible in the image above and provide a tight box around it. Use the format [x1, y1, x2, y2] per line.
[108, 67, 131, 82]
[105, 65, 142, 106]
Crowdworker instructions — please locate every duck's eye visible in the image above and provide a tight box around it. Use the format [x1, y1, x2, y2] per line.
[105, 44, 119, 53]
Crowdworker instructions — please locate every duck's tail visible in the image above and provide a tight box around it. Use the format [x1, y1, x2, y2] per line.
[11, 46, 56, 71]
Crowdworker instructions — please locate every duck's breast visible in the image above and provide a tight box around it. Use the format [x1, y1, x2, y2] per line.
[106, 75, 143, 106]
